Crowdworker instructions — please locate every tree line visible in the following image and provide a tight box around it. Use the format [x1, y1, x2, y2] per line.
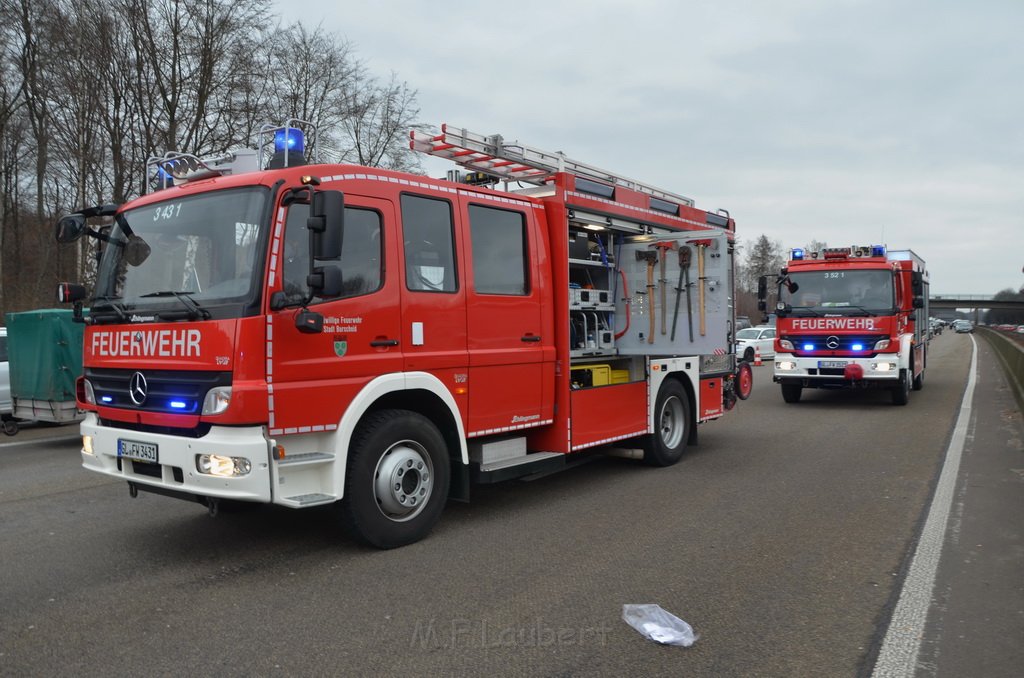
[0, 0, 421, 315]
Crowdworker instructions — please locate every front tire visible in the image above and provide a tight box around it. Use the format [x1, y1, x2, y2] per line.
[892, 369, 910, 406]
[642, 379, 691, 467]
[781, 384, 802, 403]
[340, 410, 450, 549]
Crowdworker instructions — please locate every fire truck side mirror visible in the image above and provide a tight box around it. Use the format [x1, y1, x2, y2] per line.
[55, 213, 86, 243]
[911, 271, 924, 296]
[308, 190, 344, 260]
[306, 264, 342, 298]
[912, 297, 925, 309]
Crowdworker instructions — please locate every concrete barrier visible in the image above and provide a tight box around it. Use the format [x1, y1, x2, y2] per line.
[979, 328, 1024, 411]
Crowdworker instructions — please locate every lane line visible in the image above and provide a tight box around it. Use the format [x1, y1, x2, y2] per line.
[871, 335, 978, 677]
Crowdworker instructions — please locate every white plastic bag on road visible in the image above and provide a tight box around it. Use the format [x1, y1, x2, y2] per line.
[622, 604, 698, 647]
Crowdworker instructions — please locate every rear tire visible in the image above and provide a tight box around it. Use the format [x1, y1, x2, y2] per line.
[642, 379, 691, 467]
[781, 384, 802, 403]
[742, 347, 754, 363]
[340, 409, 450, 549]
[912, 368, 924, 391]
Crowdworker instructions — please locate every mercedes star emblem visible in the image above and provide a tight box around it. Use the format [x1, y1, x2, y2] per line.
[826, 336, 841, 350]
[129, 371, 148, 406]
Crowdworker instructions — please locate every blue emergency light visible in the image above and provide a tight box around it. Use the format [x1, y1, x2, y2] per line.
[852, 343, 864, 351]
[169, 400, 189, 410]
[871, 244, 886, 257]
[274, 127, 305, 155]
[803, 343, 815, 351]
[791, 248, 804, 260]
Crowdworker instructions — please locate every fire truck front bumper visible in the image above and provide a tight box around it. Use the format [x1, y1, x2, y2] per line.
[79, 413, 273, 503]
[773, 354, 901, 389]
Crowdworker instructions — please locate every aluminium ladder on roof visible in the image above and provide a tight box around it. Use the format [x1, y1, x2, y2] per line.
[410, 124, 695, 207]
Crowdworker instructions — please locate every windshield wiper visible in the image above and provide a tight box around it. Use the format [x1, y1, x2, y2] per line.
[140, 290, 212, 320]
[90, 295, 129, 323]
[788, 306, 822, 317]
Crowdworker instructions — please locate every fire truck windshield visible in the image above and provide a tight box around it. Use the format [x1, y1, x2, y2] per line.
[92, 187, 268, 321]
[781, 269, 894, 315]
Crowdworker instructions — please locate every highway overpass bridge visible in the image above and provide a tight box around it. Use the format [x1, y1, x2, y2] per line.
[930, 294, 1024, 321]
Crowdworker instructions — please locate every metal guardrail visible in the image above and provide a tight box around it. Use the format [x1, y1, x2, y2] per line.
[978, 327, 1024, 411]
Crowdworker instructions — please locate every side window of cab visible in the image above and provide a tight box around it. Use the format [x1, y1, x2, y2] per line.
[281, 204, 383, 303]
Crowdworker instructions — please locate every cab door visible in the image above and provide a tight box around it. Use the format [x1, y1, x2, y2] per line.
[267, 194, 401, 434]
[398, 193, 469, 416]
[460, 198, 550, 435]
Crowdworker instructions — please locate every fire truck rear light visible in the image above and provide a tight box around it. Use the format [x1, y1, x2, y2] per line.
[873, 339, 890, 350]
[202, 387, 232, 415]
[197, 454, 251, 477]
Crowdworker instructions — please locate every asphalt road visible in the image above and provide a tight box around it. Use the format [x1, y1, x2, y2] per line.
[0, 332, 1019, 677]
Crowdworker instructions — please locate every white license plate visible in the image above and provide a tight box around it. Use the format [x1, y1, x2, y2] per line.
[819, 360, 848, 369]
[118, 439, 159, 463]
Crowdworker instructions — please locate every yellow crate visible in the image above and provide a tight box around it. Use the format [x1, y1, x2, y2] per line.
[611, 369, 630, 384]
[571, 364, 612, 387]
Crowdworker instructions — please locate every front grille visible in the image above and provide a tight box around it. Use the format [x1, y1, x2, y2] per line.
[86, 368, 230, 415]
[784, 334, 888, 356]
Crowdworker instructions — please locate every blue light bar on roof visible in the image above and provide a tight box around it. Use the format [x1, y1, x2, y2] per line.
[791, 248, 804, 260]
[871, 244, 886, 257]
[274, 127, 305, 154]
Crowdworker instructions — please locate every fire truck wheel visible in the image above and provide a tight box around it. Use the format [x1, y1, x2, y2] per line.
[892, 369, 910, 406]
[912, 367, 924, 391]
[736, 362, 754, 400]
[642, 379, 691, 467]
[780, 384, 802, 403]
[341, 409, 450, 549]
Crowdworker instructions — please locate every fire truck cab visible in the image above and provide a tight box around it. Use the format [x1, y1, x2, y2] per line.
[56, 121, 749, 548]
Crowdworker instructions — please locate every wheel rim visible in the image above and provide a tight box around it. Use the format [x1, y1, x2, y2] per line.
[658, 395, 685, 449]
[373, 440, 434, 522]
[737, 363, 753, 399]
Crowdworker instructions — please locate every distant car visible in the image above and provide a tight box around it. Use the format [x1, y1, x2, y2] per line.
[952, 320, 974, 333]
[736, 315, 752, 331]
[736, 326, 776, 362]
[1016, 325, 1024, 334]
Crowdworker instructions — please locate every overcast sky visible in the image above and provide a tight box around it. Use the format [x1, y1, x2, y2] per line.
[287, 0, 1022, 296]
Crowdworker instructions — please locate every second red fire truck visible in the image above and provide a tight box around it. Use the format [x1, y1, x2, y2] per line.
[761, 245, 928, 405]
[56, 121, 751, 547]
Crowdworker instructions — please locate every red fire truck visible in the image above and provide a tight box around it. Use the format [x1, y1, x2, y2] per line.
[760, 245, 928, 405]
[55, 120, 751, 547]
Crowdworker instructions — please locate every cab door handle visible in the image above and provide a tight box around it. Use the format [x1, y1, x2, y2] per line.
[370, 339, 399, 347]
[521, 334, 542, 343]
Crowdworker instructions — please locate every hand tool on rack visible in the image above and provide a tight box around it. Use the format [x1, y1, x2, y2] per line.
[651, 241, 677, 336]
[671, 245, 692, 342]
[688, 239, 713, 337]
[635, 250, 658, 343]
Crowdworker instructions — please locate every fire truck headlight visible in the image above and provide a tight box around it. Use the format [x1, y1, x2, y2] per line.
[873, 339, 890, 351]
[871, 361, 897, 372]
[202, 387, 232, 415]
[82, 434, 94, 455]
[779, 339, 794, 351]
[777, 361, 797, 371]
[82, 379, 96, 405]
[196, 454, 251, 477]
